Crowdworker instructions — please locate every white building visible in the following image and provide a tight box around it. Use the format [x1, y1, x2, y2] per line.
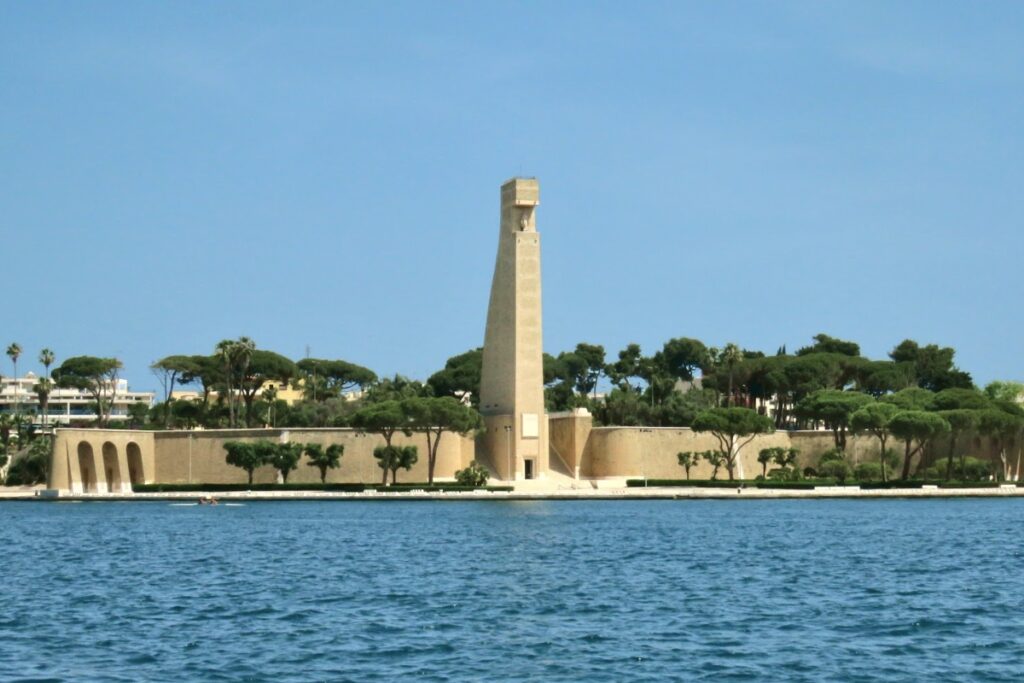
[0, 372, 154, 425]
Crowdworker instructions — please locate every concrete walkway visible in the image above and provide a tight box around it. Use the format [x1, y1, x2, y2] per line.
[5, 483, 1024, 502]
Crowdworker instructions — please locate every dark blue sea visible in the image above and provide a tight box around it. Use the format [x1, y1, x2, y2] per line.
[2, 499, 1023, 682]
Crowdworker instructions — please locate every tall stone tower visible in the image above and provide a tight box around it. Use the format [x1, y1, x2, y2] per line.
[479, 178, 548, 481]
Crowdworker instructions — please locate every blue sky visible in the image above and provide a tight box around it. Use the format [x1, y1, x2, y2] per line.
[2, 1, 1022, 391]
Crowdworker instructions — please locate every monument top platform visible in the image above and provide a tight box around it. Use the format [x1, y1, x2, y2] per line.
[501, 177, 539, 206]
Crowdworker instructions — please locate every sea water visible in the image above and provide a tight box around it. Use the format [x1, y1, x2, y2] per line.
[1, 499, 1023, 682]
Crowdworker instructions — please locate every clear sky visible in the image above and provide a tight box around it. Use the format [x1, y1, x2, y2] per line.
[2, 1, 1022, 392]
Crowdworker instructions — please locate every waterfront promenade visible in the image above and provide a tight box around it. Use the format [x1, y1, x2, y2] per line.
[6, 482, 1024, 502]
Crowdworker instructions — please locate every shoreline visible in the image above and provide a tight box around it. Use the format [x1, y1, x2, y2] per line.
[4, 485, 1024, 502]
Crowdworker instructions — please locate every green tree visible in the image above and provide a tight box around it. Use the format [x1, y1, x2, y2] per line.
[701, 450, 725, 480]
[881, 387, 936, 411]
[37, 347, 57, 425]
[127, 403, 149, 428]
[691, 408, 775, 480]
[223, 441, 267, 485]
[389, 445, 418, 484]
[888, 411, 950, 480]
[855, 360, 915, 396]
[677, 451, 697, 480]
[350, 400, 411, 449]
[710, 343, 744, 407]
[978, 403, 1024, 481]
[269, 442, 303, 483]
[571, 343, 606, 398]
[52, 356, 123, 427]
[171, 399, 203, 429]
[889, 339, 973, 392]
[237, 350, 297, 426]
[795, 390, 874, 451]
[658, 337, 709, 383]
[650, 388, 716, 427]
[215, 338, 255, 427]
[296, 358, 377, 401]
[796, 333, 861, 357]
[404, 396, 483, 484]
[372, 445, 408, 486]
[33, 377, 53, 428]
[365, 375, 429, 403]
[304, 443, 344, 483]
[176, 354, 221, 411]
[606, 343, 645, 391]
[6, 343, 22, 417]
[151, 355, 201, 428]
[983, 381, 1024, 404]
[0, 414, 14, 453]
[4, 435, 51, 485]
[850, 402, 899, 482]
[38, 348, 55, 378]
[930, 387, 989, 480]
[753, 448, 774, 481]
[428, 348, 483, 406]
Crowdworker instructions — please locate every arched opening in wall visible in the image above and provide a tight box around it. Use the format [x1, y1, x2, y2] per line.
[77, 442, 97, 493]
[102, 442, 121, 493]
[127, 442, 144, 487]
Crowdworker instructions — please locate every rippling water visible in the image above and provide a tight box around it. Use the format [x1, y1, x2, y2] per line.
[2, 499, 1024, 681]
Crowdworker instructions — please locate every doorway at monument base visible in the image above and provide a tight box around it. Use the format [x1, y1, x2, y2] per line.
[477, 413, 550, 481]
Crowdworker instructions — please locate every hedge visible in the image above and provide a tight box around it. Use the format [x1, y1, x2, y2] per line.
[131, 483, 513, 493]
[626, 479, 761, 488]
[628, 479, 999, 491]
[133, 483, 368, 493]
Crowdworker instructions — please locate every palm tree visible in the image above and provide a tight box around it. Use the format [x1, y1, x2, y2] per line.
[215, 337, 256, 428]
[719, 343, 743, 407]
[39, 348, 55, 380]
[235, 337, 255, 425]
[6, 343, 22, 417]
[34, 378, 53, 428]
[215, 340, 238, 427]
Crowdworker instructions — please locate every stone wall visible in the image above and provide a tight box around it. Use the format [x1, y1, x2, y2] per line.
[549, 412, 1006, 481]
[50, 428, 476, 492]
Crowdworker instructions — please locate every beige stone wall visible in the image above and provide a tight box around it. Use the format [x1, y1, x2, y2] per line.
[549, 410, 593, 477]
[49, 428, 476, 491]
[577, 423, 1003, 480]
[51, 429, 157, 493]
[47, 419, 1011, 492]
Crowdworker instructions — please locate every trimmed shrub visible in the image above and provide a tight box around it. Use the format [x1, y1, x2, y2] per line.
[853, 462, 883, 482]
[130, 482, 512, 493]
[818, 448, 844, 465]
[859, 481, 926, 490]
[625, 479, 759, 488]
[454, 461, 489, 487]
[767, 467, 800, 482]
[818, 460, 853, 484]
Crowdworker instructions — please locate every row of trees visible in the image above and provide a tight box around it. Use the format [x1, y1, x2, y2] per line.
[424, 334, 999, 431]
[2, 344, 121, 445]
[669, 383, 1024, 483]
[223, 441, 344, 485]
[220, 392, 482, 486]
[151, 338, 378, 429]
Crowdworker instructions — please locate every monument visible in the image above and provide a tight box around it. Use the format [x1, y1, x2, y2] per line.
[478, 178, 549, 481]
